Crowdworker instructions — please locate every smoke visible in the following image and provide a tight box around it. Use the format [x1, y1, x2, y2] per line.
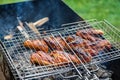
[0, 0, 82, 39]
[0, 0, 54, 39]
[0, 1, 37, 39]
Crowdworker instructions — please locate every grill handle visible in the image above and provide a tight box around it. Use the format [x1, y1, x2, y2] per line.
[33, 17, 49, 27]
[25, 17, 49, 36]
[17, 26, 29, 39]
[25, 22, 41, 36]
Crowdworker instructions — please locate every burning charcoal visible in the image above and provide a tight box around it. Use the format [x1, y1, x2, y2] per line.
[42, 77, 52, 80]
[87, 65, 99, 72]
[42, 76, 55, 80]
[95, 67, 113, 79]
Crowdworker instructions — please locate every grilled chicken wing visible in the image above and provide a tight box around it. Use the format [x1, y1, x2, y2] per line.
[66, 35, 91, 48]
[76, 31, 96, 42]
[30, 51, 56, 65]
[76, 28, 104, 42]
[94, 40, 111, 50]
[50, 50, 80, 64]
[68, 54, 81, 64]
[66, 36, 97, 56]
[24, 39, 48, 53]
[66, 35, 79, 43]
[69, 41, 98, 56]
[29, 28, 111, 66]
[67, 30, 111, 56]
[73, 47, 92, 63]
[76, 28, 104, 35]
[37, 51, 55, 64]
[50, 50, 69, 63]
[30, 52, 52, 65]
[44, 37, 66, 50]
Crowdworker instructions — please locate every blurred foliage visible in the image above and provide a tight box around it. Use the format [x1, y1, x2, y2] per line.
[64, 0, 120, 28]
[0, 0, 27, 4]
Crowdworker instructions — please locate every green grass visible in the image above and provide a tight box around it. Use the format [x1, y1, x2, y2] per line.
[64, 0, 120, 29]
[0, 0, 28, 5]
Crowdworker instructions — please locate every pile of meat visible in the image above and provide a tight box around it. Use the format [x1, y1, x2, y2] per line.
[23, 28, 111, 66]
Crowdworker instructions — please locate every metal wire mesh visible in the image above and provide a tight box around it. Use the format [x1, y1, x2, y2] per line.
[0, 19, 120, 80]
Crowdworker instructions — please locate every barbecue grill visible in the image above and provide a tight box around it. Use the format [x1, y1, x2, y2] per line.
[0, 0, 120, 80]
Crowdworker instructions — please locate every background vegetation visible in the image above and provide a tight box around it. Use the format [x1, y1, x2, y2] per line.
[64, 0, 120, 28]
[0, 0, 27, 4]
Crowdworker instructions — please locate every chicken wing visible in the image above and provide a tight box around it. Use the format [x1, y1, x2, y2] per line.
[44, 36, 66, 50]
[76, 28, 104, 35]
[76, 30, 96, 42]
[24, 39, 48, 53]
[30, 53, 51, 65]
[30, 51, 55, 65]
[50, 50, 81, 64]
[73, 47, 92, 63]
[68, 54, 81, 64]
[50, 50, 69, 63]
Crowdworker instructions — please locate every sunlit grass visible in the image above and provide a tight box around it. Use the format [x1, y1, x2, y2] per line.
[0, 0, 28, 5]
[64, 0, 120, 29]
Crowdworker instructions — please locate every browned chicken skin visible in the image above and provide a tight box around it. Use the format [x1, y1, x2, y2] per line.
[91, 40, 111, 51]
[77, 28, 104, 35]
[50, 50, 69, 63]
[24, 39, 48, 53]
[66, 35, 98, 56]
[30, 50, 81, 66]
[66, 35, 80, 43]
[50, 50, 81, 64]
[30, 52, 52, 65]
[76, 30, 96, 42]
[76, 28, 104, 42]
[66, 29, 111, 57]
[44, 36, 66, 50]
[66, 35, 90, 48]
[73, 47, 92, 63]
[29, 28, 111, 66]
[37, 51, 55, 64]
[68, 54, 81, 64]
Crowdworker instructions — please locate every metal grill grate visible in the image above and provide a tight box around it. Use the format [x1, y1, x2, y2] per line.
[1, 19, 120, 80]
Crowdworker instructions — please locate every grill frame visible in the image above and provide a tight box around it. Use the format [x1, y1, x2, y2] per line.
[0, 19, 120, 80]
